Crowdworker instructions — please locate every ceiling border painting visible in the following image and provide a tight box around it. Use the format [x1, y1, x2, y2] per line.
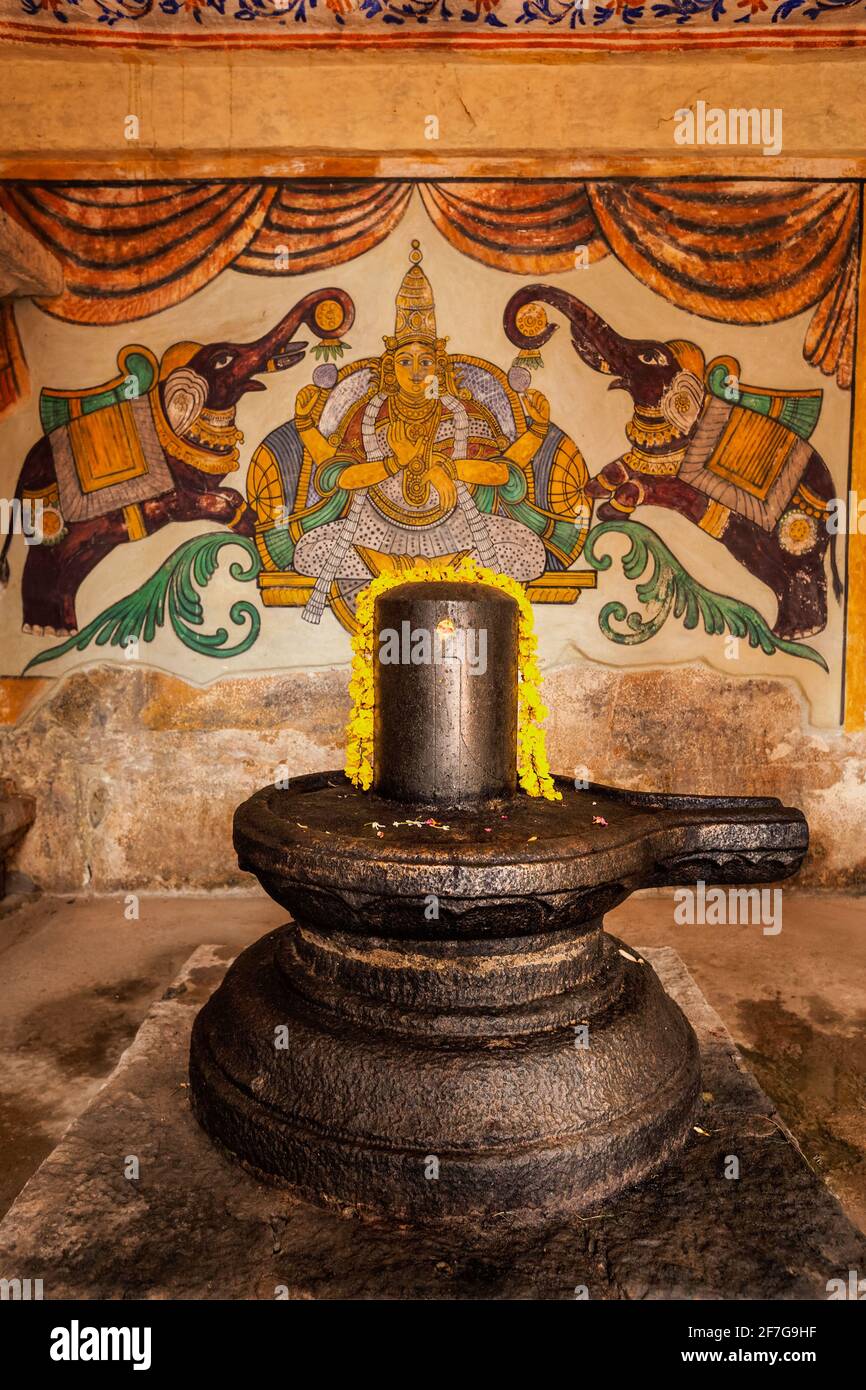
[3, 0, 866, 48]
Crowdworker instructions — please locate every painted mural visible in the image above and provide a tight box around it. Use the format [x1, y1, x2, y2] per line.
[0, 179, 854, 728]
[503, 285, 841, 644]
[3, 288, 354, 636]
[247, 242, 594, 631]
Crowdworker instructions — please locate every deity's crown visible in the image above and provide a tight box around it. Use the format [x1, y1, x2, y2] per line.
[387, 240, 439, 349]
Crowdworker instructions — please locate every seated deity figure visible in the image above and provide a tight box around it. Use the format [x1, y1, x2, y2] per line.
[291, 241, 550, 623]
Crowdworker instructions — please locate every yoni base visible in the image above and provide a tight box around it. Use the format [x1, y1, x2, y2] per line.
[188, 920, 700, 1222]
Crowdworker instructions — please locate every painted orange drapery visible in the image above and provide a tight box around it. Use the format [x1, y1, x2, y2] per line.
[0, 177, 857, 417]
[585, 181, 859, 389]
[418, 180, 608, 273]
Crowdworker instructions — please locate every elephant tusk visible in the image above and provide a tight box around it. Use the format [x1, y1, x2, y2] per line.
[264, 341, 309, 372]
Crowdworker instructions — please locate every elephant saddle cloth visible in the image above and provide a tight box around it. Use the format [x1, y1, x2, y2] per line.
[679, 393, 816, 534]
[40, 353, 174, 524]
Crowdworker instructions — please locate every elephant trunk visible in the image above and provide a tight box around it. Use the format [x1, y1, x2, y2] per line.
[232, 287, 355, 379]
[503, 284, 626, 376]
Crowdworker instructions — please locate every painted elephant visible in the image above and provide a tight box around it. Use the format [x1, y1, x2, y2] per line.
[504, 286, 842, 641]
[0, 288, 354, 636]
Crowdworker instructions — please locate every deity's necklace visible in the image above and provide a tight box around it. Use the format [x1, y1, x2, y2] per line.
[397, 393, 440, 433]
[393, 396, 440, 506]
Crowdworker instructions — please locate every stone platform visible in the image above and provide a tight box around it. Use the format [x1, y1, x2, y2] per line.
[0, 943, 864, 1301]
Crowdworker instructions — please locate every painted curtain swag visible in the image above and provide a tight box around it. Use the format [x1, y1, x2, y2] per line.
[0, 177, 857, 418]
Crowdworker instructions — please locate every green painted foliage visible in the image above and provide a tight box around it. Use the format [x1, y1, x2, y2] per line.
[584, 519, 828, 672]
[24, 533, 262, 671]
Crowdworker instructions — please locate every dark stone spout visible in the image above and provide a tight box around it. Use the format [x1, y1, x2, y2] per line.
[189, 581, 808, 1223]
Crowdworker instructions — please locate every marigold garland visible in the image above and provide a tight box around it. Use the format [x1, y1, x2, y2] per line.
[344, 560, 561, 801]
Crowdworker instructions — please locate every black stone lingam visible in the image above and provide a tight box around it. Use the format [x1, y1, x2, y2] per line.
[189, 581, 808, 1222]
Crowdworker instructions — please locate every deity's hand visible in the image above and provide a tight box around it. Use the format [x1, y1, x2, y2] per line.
[387, 418, 421, 469]
[295, 384, 320, 423]
[523, 390, 550, 428]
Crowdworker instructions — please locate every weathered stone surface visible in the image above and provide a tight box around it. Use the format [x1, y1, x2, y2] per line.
[1, 943, 863, 1300]
[0, 780, 35, 898]
[0, 662, 863, 892]
[0, 667, 349, 892]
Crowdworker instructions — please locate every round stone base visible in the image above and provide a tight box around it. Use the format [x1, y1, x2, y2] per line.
[189, 922, 701, 1222]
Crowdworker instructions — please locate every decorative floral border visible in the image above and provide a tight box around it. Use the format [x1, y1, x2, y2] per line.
[9, 0, 866, 32]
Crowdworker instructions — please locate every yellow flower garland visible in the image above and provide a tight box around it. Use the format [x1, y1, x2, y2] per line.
[344, 559, 561, 801]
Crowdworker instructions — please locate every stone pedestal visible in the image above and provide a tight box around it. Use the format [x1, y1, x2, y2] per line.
[189, 583, 808, 1222]
[190, 922, 699, 1221]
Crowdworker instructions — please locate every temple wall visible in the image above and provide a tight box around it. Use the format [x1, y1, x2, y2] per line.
[1, 38, 865, 893]
[2, 663, 865, 893]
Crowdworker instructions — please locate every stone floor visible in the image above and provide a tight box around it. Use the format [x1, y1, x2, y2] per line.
[2, 942, 864, 1300]
[1, 887, 865, 1237]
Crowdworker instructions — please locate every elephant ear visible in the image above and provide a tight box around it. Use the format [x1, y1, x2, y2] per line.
[660, 371, 705, 436]
[163, 367, 208, 437]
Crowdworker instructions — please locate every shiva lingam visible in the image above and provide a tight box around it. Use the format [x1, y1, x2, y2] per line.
[189, 578, 808, 1222]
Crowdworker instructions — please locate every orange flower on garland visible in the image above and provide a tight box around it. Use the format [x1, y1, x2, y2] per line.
[344, 560, 561, 801]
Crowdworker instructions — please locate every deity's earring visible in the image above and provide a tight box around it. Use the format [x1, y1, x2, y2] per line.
[381, 356, 398, 396]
